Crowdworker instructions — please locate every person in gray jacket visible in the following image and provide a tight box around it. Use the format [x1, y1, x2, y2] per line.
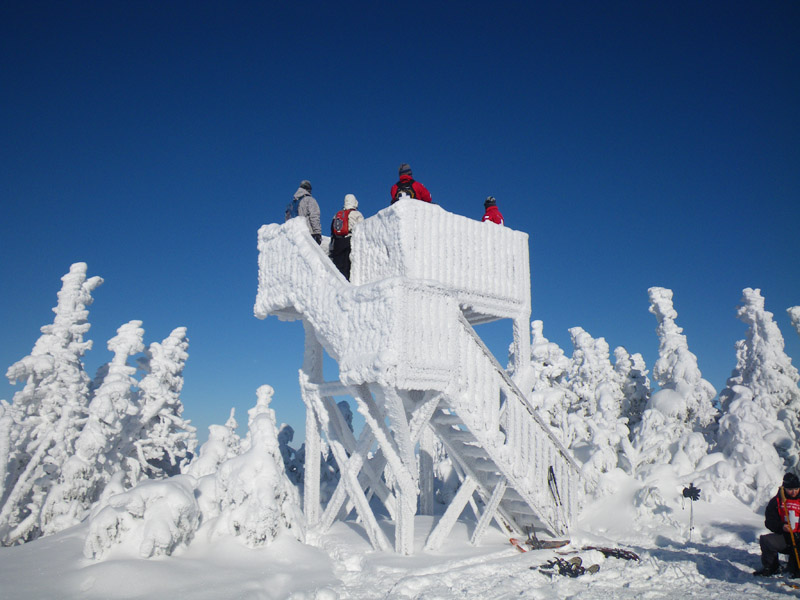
[286, 180, 322, 244]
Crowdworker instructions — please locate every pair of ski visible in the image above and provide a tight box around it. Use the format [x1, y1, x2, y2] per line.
[509, 537, 569, 553]
[509, 537, 641, 562]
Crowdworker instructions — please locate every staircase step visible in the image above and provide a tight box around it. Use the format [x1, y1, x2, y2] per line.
[453, 443, 490, 459]
[445, 429, 475, 443]
[472, 459, 499, 473]
[431, 413, 462, 426]
[502, 500, 538, 516]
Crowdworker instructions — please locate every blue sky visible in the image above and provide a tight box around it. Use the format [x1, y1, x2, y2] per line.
[2, 1, 798, 443]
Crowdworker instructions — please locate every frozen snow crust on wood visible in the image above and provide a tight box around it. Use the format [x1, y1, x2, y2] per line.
[255, 201, 531, 390]
[255, 201, 583, 553]
[351, 200, 531, 322]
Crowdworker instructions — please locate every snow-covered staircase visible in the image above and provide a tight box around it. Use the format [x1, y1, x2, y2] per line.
[255, 201, 584, 553]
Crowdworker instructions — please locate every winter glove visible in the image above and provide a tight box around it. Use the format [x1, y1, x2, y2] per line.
[682, 483, 701, 501]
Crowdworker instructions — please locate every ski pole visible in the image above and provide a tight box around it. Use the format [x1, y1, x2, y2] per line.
[780, 486, 800, 573]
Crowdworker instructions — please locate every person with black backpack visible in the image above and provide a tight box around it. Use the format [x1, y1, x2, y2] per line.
[285, 180, 322, 244]
[390, 163, 432, 205]
[329, 193, 364, 280]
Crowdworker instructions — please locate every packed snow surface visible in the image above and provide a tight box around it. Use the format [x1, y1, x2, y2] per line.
[0, 477, 793, 599]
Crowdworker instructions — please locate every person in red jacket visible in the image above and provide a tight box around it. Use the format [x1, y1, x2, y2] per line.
[390, 163, 432, 204]
[754, 472, 800, 577]
[482, 196, 504, 225]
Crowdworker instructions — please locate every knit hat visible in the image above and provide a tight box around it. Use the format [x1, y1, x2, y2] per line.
[784, 473, 800, 489]
[398, 163, 412, 176]
[344, 193, 358, 210]
[300, 180, 312, 191]
[484, 195, 496, 208]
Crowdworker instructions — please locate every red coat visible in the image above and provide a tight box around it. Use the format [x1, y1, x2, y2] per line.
[482, 205, 504, 225]
[390, 175, 432, 204]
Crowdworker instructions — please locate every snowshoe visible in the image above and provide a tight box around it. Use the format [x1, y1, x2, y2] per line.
[536, 557, 592, 578]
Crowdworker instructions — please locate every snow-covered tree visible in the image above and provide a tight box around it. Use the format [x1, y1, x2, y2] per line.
[718, 288, 800, 470]
[584, 382, 635, 475]
[788, 306, 800, 339]
[629, 388, 709, 479]
[648, 287, 717, 429]
[0, 263, 102, 545]
[565, 327, 629, 473]
[84, 475, 200, 559]
[529, 320, 571, 392]
[41, 321, 144, 536]
[566, 327, 623, 417]
[516, 321, 575, 446]
[613, 346, 651, 430]
[128, 327, 196, 482]
[715, 385, 784, 507]
[185, 409, 242, 479]
[0, 402, 13, 507]
[213, 386, 304, 547]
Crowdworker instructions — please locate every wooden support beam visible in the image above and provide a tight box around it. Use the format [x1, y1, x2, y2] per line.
[424, 475, 478, 551]
[300, 322, 323, 526]
[471, 478, 507, 545]
[299, 374, 392, 552]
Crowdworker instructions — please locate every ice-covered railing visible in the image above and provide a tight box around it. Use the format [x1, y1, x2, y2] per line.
[446, 313, 580, 533]
[352, 201, 530, 323]
[255, 218, 467, 389]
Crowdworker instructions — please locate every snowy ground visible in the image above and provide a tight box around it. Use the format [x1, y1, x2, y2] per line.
[0, 487, 796, 600]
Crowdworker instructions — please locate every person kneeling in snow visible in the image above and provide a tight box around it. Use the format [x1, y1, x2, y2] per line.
[755, 472, 800, 577]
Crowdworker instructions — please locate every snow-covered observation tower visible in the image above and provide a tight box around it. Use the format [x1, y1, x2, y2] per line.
[255, 200, 583, 554]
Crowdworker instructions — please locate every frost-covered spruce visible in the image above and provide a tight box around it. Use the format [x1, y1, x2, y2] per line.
[715, 385, 784, 507]
[584, 382, 634, 475]
[521, 322, 576, 445]
[0, 402, 14, 509]
[613, 347, 651, 431]
[0, 263, 102, 545]
[788, 306, 800, 339]
[185, 419, 242, 479]
[567, 327, 623, 417]
[42, 321, 144, 537]
[529, 320, 571, 392]
[630, 388, 709, 477]
[647, 287, 717, 429]
[214, 385, 304, 546]
[128, 327, 196, 482]
[719, 289, 800, 470]
[182, 413, 243, 525]
[84, 474, 200, 559]
[565, 327, 629, 474]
